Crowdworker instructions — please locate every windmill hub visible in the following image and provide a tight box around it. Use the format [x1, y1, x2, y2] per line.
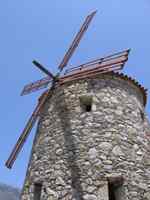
[54, 73, 60, 82]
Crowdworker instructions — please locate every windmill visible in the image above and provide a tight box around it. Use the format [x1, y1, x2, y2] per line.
[5, 10, 130, 169]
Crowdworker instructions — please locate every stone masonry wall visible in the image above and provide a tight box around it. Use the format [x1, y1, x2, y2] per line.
[21, 74, 150, 200]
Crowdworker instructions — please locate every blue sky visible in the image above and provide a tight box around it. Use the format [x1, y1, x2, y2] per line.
[0, 0, 150, 188]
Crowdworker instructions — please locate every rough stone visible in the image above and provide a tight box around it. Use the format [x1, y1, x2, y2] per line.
[56, 177, 65, 186]
[88, 148, 97, 159]
[83, 194, 98, 200]
[98, 183, 109, 200]
[112, 145, 124, 156]
[20, 75, 150, 200]
[99, 142, 112, 151]
[144, 192, 150, 200]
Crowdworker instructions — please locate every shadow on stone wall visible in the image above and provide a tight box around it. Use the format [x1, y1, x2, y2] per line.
[55, 89, 84, 200]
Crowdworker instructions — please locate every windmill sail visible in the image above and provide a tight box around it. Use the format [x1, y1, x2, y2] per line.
[5, 91, 49, 169]
[64, 49, 130, 75]
[21, 77, 52, 96]
[60, 49, 130, 84]
[58, 10, 97, 70]
[60, 63, 123, 84]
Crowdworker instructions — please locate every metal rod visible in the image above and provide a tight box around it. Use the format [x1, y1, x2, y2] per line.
[33, 60, 54, 78]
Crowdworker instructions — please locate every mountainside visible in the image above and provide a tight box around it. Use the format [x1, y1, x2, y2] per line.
[0, 183, 20, 200]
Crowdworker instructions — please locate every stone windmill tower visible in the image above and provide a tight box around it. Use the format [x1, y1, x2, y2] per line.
[6, 11, 150, 200]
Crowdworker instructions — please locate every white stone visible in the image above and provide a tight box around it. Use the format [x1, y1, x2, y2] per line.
[133, 144, 139, 150]
[56, 148, 63, 155]
[75, 106, 81, 112]
[137, 149, 143, 155]
[46, 188, 58, 197]
[100, 155, 107, 160]
[104, 165, 112, 170]
[84, 161, 91, 166]
[56, 177, 65, 186]
[48, 105, 54, 112]
[138, 183, 147, 190]
[115, 109, 123, 115]
[105, 115, 114, 121]
[112, 146, 124, 156]
[88, 148, 97, 159]
[92, 104, 97, 111]
[99, 142, 112, 151]
[103, 160, 112, 165]
[86, 186, 96, 193]
[105, 132, 112, 137]
[43, 119, 49, 126]
[110, 96, 119, 104]
[102, 97, 110, 102]
[84, 194, 97, 200]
